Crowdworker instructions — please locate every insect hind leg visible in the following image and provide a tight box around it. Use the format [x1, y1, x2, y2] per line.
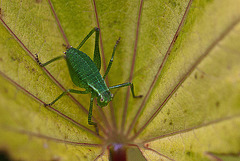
[76, 27, 101, 71]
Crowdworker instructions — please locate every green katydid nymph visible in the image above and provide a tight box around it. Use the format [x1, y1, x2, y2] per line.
[35, 27, 142, 131]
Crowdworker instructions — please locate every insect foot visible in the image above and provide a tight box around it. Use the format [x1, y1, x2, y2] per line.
[35, 54, 43, 66]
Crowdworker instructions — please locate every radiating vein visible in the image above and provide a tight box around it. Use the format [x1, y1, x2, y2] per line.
[2, 126, 102, 146]
[126, 0, 193, 136]
[121, 0, 145, 133]
[0, 71, 103, 139]
[141, 114, 240, 144]
[0, 12, 108, 135]
[130, 16, 240, 141]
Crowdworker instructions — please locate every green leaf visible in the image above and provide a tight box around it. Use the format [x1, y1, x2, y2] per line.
[0, 0, 239, 160]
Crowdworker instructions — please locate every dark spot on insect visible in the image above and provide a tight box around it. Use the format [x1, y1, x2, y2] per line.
[163, 119, 167, 123]
[0, 149, 12, 161]
[183, 109, 187, 113]
[36, 0, 43, 3]
[194, 73, 198, 79]
[216, 101, 220, 107]
[167, 109, 170, 115]
[89, 149, 92, 151]
[169, 121, 173, 125]
[145, 143, 149, 148]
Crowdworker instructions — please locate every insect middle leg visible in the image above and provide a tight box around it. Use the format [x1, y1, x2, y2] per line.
[109, 82, 142, 98]
[45, 89, 89, 106]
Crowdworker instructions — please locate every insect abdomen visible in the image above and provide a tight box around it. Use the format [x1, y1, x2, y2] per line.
[65, 48, 108, 93]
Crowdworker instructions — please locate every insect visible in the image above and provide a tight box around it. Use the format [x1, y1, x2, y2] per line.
[35, 27, 142, 131]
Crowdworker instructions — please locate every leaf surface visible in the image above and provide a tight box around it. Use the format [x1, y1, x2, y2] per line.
[0, 0, 239, 160]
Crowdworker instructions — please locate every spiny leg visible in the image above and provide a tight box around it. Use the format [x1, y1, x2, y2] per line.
[77, 27, 98, 49]
[88, 94, 99, 134]
[35, 54, 65, 67]
[109, 82, 143, 98]
[93, 28, 101, 71]
[45, 89, 89, 106]
[76, 27, 101, 71]
[103, 37, 121, 79]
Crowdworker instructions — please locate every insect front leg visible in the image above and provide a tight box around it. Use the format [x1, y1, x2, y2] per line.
[103, 37, 121, 79]
[35, 54, 65, 67]
[109, 82, 143, 98]
[45, 89, 89, 106]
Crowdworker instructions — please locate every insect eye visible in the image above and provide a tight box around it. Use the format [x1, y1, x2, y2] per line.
[100, 97, 104, 102]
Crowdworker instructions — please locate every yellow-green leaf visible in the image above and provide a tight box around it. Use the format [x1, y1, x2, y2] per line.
[0, 0, 239, 160]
